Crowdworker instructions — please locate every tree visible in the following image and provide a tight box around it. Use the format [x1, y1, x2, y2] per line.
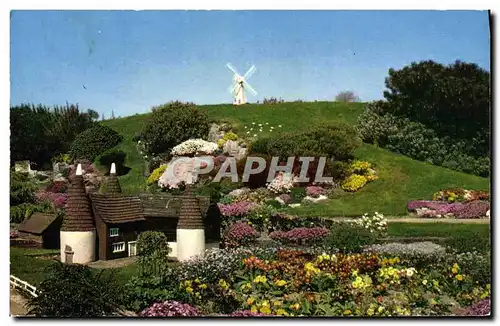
[381, 60, 490, 156]
[335, 91, 360, 103]
[27, 262, 125, 317]
[111, 110, 116, 119]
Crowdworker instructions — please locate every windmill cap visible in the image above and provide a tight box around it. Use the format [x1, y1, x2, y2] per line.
[110, 163, 116, 175]
[76, 163, 83, 176]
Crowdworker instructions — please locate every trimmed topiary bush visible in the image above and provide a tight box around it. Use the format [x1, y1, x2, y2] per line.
[69, 124, 123, 162]
[142, 101, 210, 156]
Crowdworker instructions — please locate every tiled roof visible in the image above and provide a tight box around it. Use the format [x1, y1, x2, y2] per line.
[18, 213, 59, 235]
[101, 173, 122, 195]
[62, 175, 95, 231]
[138, 194, 210, 218]
[90, 193, 145, 224]
[177, 187, 204, 229]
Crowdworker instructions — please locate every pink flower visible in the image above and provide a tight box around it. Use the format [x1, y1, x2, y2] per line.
[217, 201, 257, 217]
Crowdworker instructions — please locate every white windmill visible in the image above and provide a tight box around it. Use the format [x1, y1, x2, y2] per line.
[227, 63, 257, 105]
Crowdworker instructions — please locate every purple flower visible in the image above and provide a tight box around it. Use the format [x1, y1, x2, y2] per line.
[218, 201, 257, 217]
[139, 301, 200, 317]
[35, 191, 68, 208]
[459, 298, 490, 316]
[455, 200, 490, 219]
[229, 310, 271, 317]
[270, 227, 329, 244]
[223, 221, 259, 248]
[306, 186, 325, 198]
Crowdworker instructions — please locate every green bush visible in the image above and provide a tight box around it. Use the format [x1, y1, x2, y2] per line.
[27, 262, 125, 317]
[141, 101, 210, 156]
[290, 187, 306, 203]
[10, 103, 96, 167]
[323, 222, 378, 253]
[356, 105, 490, 177]
[252, 122, 361, 161]
[69, 124, 123, 161]
[10, 202, 53, 223]
[381, 60, 490, 154]
[97, 149, 127, 175]
[137, 231, 171, 278]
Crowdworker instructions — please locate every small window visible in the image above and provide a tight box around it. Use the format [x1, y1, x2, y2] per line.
[109, 228, 119, 237]
[112, 242, 125, 253]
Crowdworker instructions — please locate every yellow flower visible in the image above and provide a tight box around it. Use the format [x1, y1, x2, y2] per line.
[219, 279, 229, 289]
[194, 278, 200, 283]
[422, 279, 428, 285]
[186, 286, 193, 293]
[199, 283, 207, 289]
[456, 274, 464, 281]
[275, 280, 287, 287]
[276, 309, 288, 316]
[272, 300, 282, 307]
[261, 300, 270, 307]
[259, 306, 271, 314]
[343, 309, 352, 315]
[250, 306, 258, 313]
[290, 303, 300, 310]
[367, 308, 374, 316]
[378, 306, 384, 313]
[247, 297, 255, 306]
[195, 292, 201, 299]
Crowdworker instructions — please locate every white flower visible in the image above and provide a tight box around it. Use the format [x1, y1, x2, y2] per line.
[253, 134, 257, 137]
[171, 139, 218, 156]
[265, 122, 269, 125]
[258, 124, 262, 126]
[246, 131, 250, 134]
[244, 126, 247, 129]
[252, 122, 255, 125]
[278, 125, 282, 128]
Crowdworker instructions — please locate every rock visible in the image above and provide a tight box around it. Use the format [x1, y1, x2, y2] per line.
[303, 195, 328, 203]
[53, 162, 70, 175]
[53, 174, 68, 183]
[220, 123, 232, 132]
[223, 140, 239, 156]
[239, 142, 248, 148]
[228, 188, 251, 198]
[235, 148, 248, 161]
[208, 123, 221, 142]
[486, 210, 490, 219]
[35, 170, 51, 181]
[14, 161, 31, 174]
[289, 203, 301, 208]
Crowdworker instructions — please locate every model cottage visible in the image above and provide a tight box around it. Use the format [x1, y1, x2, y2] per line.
[31, 163, 218, 264]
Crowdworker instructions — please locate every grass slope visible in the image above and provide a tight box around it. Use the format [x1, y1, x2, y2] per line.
[100, 101, 489, 216]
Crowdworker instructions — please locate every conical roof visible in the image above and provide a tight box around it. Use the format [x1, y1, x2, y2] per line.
[101, 173, 122, 195]
[177, 187, 204, 229]
[62, 173, 95, 232]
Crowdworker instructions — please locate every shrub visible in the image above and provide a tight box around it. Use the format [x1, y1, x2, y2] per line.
[147, 165, 168, 186]
[35, 191, 68, 208]
[335, 90, 359, 103]
[10, 201, 53, 223]
[27, 262, 125, 317]
[124, 275, 174, 312]
[341, 174, 367, 192]
[69, 124, 123, 161]
[137, 231, 171, 278]
[269, 227, 329, 245]
[139, 301, 200, 317]
[171, 139, 218, 156]
[223, 221, 259, 248]
[10, 103, 96, 167]
[323, 223, 378, 253]
[356, 105, 490, 177]
[97, 149, 127, 174]
[290, 187, 306, 203]
[223, 131, 238, 141]
[142, 101, 210, 156]
[10, 171, 38, 206]
[381, 60, 489, 153]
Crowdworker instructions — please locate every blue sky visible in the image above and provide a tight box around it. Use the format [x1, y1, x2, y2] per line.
[10, 10, 490, 117]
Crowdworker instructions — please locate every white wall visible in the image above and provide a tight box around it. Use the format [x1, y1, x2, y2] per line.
[60, 231, 96, 264]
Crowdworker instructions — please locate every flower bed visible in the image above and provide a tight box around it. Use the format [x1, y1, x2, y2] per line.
[136, 246, 490, 317]
[407, 200, 489, 219]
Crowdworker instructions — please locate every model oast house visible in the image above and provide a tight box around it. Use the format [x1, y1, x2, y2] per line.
[57, 163, 216, 264]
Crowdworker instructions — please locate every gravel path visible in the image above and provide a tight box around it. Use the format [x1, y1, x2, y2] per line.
[10, 290, 28, 316]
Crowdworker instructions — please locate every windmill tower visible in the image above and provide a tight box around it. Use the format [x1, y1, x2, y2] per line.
[227, 63, 257, 105]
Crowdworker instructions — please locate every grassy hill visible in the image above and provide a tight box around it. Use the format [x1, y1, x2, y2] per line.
[101, 101, 489, 217]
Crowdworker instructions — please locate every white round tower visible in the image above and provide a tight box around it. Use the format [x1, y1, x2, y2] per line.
[176, 186, 205, 262]
[60, 163, 96, 264]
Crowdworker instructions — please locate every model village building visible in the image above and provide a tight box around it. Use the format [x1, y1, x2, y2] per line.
[19, 163, 220, 264]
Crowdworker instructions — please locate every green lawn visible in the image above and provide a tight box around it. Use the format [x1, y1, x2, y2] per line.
[10, 248, 139, 287]
[100, 101, 489, 216]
